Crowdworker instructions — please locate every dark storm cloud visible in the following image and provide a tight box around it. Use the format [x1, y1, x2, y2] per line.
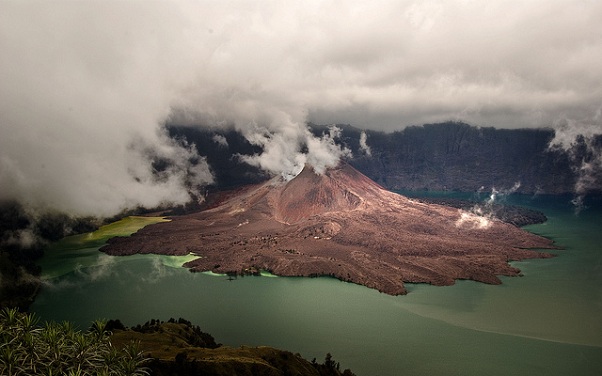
[1, 1, 600, 216]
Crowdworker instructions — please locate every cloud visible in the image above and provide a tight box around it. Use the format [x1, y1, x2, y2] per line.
[85, 254, 117, 282]
[3, 228, 37, 249]
[139, 256, 178, 284]
[0, 1, 213, 217]
[212, 134, 229, 148]
[549, 116, 602, 210]
[303, 1, 602, 130]
[1, 1, 601, 217]
[168, 0, 602, 135]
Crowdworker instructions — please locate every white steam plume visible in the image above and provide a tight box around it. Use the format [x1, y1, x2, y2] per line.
[476, 182, 521, 208]
[306, 125, 352, 174]
[455, 212, 491, 230]
[239, 123, 351, 179]
[465, 182, 522, 227]
[359, 131, 372, 157]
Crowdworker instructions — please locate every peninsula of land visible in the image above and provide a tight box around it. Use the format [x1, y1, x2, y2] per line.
[102, 163, 556, 295]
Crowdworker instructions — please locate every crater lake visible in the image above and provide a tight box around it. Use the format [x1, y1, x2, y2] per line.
[31, 193, 602, 376]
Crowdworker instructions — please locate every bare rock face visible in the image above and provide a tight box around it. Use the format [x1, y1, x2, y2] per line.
[274, 164, 377, 223]
[102, 163, 556, 295]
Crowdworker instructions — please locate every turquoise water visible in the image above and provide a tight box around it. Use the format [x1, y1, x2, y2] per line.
[31, 194, 602, 376]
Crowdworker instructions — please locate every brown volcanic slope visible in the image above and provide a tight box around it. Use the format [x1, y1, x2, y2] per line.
[102, 163, 556, 295]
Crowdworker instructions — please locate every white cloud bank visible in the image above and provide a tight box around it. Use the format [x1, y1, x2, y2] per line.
[0, 1, 214, 216]
[1, 0, 601, 216]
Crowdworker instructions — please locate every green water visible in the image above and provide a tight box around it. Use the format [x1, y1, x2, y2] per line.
[31, 195, 602, 376]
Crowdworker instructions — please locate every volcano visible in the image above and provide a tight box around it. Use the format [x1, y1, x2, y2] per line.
[102, 163, 556, 295]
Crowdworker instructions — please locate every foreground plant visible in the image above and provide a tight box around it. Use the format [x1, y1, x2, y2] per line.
[0, 308, 148, 376]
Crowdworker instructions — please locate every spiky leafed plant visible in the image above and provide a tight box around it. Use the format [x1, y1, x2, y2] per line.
[0, 308, 149, 376]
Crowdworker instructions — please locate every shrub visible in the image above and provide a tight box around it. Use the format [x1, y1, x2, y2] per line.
[0, 308, 148, 376]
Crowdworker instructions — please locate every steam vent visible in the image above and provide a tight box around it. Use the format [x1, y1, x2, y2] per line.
[102, 163, 556, 295]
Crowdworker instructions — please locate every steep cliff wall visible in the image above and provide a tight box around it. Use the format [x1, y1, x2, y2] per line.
[343, 122, 576, 194]
[168, 122, 587, 194]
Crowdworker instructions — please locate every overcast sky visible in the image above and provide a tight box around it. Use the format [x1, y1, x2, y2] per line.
[1, 0, 601, 216]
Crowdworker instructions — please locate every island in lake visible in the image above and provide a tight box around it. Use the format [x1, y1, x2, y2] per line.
[102, 163, 556, 295]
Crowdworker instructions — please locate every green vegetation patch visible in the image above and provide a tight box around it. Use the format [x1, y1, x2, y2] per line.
[48, 216, 170, 251]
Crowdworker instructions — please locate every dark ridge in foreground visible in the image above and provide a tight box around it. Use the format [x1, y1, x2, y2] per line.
[1, 309, 354, 376]
[110, 318, 356, 376]
[102, 163, 557, 295]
